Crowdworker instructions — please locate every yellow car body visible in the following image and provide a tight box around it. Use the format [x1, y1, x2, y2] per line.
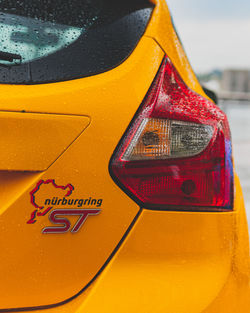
[0, 0, 249, 312]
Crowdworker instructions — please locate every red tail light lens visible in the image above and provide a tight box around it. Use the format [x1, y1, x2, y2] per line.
[110, 56, 234, 211]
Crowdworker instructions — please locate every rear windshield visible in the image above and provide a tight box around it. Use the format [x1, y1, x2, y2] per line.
[0, 0, 102, 65]
[0, 0, 153, 84]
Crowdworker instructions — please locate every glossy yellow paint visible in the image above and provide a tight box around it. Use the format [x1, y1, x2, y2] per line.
[0, 0, 249, 312]
[146, 0, 208, 99]
[0, 112, 90, 171]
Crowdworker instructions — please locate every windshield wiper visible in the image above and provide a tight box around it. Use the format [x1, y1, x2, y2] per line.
[0, 51, 22, 63]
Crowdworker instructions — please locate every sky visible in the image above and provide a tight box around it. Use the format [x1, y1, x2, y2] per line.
[166, 0, 250, 73]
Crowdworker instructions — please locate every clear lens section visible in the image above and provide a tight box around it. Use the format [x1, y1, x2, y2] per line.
[122, 118, 214, 161]
[171, 121, 214, 158]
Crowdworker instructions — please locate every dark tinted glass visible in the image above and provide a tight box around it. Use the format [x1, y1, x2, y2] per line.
[0, 0, 153, 83]
[0, 0, 102, 65]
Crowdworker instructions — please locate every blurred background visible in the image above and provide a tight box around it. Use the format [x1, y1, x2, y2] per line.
[167, 0, 250, 229]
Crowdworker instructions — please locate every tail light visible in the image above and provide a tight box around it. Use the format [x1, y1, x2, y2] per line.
[110, 56, 234, 211]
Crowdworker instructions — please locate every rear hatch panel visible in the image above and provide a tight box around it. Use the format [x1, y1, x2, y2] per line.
[0, 37, 164, 309]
